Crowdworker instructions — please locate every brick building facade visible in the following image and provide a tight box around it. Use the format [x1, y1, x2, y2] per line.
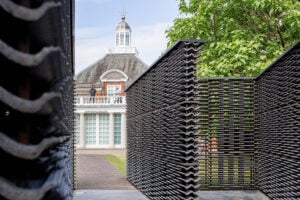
[74, 15, 147, 149]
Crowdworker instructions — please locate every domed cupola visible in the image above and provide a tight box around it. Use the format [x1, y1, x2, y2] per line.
[115, 15, 137, 54]
[116, 15, 131, 31]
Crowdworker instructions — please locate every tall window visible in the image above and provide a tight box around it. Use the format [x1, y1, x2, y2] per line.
[116, 33, 119, 46]
[85, 114, 96, 145]
[99, 114, 109, 144]
[107, 85, 121, 96]
[114, 114, 121, 145]
[125, 33, 130, 46]
[75, 114, 80, 145]
[120, 33, 124, 45]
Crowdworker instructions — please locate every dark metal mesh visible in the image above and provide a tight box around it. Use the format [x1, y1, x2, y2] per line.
[126, 40, 203, 200]
[197, 78, 256, 190]
[126, 38, 299, 199]
[255, 41, 300, 200]
[0, 1, 74, 199]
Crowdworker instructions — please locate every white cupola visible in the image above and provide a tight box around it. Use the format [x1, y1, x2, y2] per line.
[114, 15, 137, 54]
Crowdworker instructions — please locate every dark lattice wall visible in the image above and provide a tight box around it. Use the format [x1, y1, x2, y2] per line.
[126, 38, 299, 200]
[198, 78, 256, 190]
[0, 1, 74, 200]
[255, 41, 300, 200]
[126, 40, 203, 200]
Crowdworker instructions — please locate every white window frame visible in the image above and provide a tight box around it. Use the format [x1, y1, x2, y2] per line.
[99, 113, 109, 145]
[120, 32, 124, 45]
[114, 113, 121, 145]
[85, 114, 97, 146]
[125, 32, 130, 46]
[107, 85, 121, 96]
[84, 113, 111, 148]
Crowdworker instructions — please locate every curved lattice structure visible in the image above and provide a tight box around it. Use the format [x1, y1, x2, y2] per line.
[198, 78, 256, 190]
[126, 40, 203, 200]
[127, 39, 299, 200]
[255, 41, 300, 200]
[0, 1, 74, 200]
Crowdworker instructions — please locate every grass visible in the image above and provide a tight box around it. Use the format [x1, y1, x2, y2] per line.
[104, 154, 126, 176]
[199, 156, 254, 189]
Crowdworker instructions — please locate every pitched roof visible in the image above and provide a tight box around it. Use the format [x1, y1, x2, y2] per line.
[75, 53, 148, 86]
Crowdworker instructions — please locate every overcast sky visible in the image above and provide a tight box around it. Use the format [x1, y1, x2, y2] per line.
[75, 0, 179, 74]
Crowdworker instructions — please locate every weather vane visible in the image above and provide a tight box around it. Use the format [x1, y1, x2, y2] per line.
[120, 8, 127, 20]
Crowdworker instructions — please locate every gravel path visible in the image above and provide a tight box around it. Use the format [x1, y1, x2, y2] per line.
[76, 154, 135, 189]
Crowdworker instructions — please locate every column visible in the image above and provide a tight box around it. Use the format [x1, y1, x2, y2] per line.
[79, 113, 85, 148]
[96, 114, 100, 145]
[121, 112, 126, 148]
[109, 113, 114, 148]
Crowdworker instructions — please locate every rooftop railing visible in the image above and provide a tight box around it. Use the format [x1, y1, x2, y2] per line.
[75, 95, 126, 105]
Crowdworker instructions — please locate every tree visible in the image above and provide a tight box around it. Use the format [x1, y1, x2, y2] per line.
[166, 0, 300, 77]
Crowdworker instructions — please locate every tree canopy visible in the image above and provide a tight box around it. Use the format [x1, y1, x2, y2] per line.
[166, 0, 300, 77]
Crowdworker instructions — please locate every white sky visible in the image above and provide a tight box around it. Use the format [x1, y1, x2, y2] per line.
[75, 0, 179, 74]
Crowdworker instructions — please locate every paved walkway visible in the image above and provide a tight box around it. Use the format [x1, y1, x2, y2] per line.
[197, 191, 270, 200]
[74, 190, 148, 200]
[74, 190, 269, 200]
[75, 152, 269, 200]
[76, 154, 134, 189]
[76, 149, 126, 155]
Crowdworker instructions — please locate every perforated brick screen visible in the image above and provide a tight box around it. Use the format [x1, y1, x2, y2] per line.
[198, 78, 256, 190]
[126, 40, 203, 200]
[126, 39, 299, 200]
[255, 41, 300, 200]
[0, 1, 74, 199]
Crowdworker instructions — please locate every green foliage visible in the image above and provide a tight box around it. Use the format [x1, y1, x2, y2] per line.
[166, 0, 300, 77]
[104, 154, 126, 176]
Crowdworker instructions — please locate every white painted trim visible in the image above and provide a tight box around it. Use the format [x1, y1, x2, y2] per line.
[100, 69, 129, 81]
[95, 114, 100, 145]
[107, 85, 121, 96]
[74, 110, 127, 149]
[84, 145, 111, 148]
[121, 113, 126, 148]
[114, 144, 124, 149]
[109, 113, 114, 148]
[76, 88, 102, 91]
[79, 113, 85, 147]
[101, 78, 127, 82]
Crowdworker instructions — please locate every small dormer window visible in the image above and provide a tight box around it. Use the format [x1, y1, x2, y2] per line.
[107, 85, 121, 96]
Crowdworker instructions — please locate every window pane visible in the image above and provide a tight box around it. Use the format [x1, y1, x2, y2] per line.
[107, 85, 121, 96]
[99, 113, 109, 144]
[107, 85, 115, 96]
[116, 33, 119, 46]
[114, 114, 121, 144]
[126, 33, 129, 46]
[85, 114, 96, 145]
[120, 33, 124, 45]
[75, 114, 80, 145]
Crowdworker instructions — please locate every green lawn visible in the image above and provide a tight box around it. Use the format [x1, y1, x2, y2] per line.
[104, 154, 126, 176]
[199, 156, 254, 189]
